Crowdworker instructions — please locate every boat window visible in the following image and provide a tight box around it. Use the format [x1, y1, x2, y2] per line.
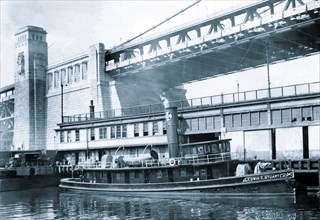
[75, 129, 80, 142]
[197, 145, 204, 154]
[200, 168, 206, 175]
[116, 125, 121, 138]
[163, 121, 167, 135]
[203, 144, 209, 154]
[212, 144, 218, 153]
[129, 149, 136, 158]
[99, 127, 107, 139]
[60, 131, 65, 143]
[226, 142, 230, 151]
[116, 173, 121, 180]
[122, 125, 127, 138]
[67, 131, 72, 142]
[191, 147, 197, 155]
[156, 170, 162, 179]
[180, 169, 186, 177]
[152, 121, 158, 135]
[134, 170, 140, 178]
[143, 123, 148, 136]
[111, 126, 116, 139]
[134, 123, 139, 137]
[90, 128, 95, 141]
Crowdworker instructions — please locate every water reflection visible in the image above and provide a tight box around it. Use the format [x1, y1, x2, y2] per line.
[0, 187, 319, 219]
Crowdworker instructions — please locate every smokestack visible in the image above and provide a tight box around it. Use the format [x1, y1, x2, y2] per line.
[165, 107, 179, 158]
[89, 100, 95, 119]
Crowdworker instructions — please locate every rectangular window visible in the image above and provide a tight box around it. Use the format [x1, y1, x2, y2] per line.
[82, 62, 88, 80]
[61, 69, 66, 85]
[163, 121, 167, 135]
[74, 65, 80, 83]
[60, 131, 64, 143]
[134, 124, 139, 137]
[54, 71, 59, 88]
[67, 66, 73, 84]
[152, 121, 158, 135]
[143, 123, 148, 136]
[122, 125, 127, 138]
[134, 170, 140, 178]
[75, 129, 80, 142]
[116, 125, 121, 138]
[90, 128, 95, 140]
[67, 130, 72, 142]
[111, 126, 116, 139]
[130, 149, 136, 158]
[156, 170, 162, 179]
[47, 73, 53, 90]
[180, 169, 186, 177]
[99, 127, 107, 139]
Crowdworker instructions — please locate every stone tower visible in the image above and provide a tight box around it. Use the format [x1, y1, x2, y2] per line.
[13, 26, 48, 150]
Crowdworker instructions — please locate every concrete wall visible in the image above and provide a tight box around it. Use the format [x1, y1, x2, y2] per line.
[309, 125, 320, 159]
[244, 130, 271, 160]
[225, 131, 244, 160]
[276, 127, 303, 160]
[46, 87, 91, 150]
[13, 26, 48, 151]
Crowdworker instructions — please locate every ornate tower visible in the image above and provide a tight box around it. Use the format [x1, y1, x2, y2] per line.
[13, 26, 48, 150]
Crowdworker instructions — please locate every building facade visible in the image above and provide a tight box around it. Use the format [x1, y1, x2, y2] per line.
[1, 25, 319, 165]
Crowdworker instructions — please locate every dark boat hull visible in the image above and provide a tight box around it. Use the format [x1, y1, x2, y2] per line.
[0, 174, 66, 192]
[60, 170, 296, 196]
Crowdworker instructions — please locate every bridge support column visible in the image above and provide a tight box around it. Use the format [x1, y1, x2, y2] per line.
[317, 159, 320, 198]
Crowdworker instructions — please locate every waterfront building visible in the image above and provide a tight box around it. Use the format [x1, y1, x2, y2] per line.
[1, 0, 320, 165]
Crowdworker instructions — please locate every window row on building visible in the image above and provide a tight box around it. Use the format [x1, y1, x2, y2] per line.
[47, 61, 88, 91]
[182, 105, 319, 132]
[60, 120, 167, 143]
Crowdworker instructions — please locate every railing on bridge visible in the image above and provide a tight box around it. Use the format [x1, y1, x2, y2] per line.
[62, 81, 320, 123]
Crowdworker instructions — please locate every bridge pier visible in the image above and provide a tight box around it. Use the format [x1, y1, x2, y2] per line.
[317, 159, 320, 197]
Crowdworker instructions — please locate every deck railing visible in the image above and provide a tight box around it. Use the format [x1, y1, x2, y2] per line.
[62, 81, 320, 123]
[72, 152, 234, 170]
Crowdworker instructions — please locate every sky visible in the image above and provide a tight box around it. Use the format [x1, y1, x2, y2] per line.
[0, 0, 319, 98]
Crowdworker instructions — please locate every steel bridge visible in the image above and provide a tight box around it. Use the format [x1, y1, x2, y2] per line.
[105, 0, 319, 89]
[0, 85, 14, 150]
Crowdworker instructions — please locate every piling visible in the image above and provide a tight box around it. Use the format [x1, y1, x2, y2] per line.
[317, 159, 320, 198]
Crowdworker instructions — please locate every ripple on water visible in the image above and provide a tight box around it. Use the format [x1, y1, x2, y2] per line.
[0, 188, 319, 219]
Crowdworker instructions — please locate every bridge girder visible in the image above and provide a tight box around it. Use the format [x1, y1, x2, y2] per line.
[105, 0, 320, 87]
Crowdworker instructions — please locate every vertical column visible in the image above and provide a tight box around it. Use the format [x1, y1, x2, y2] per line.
[302, 126, 309, 159]
[160, 88, 186, 158]
[317, 159, 320, 198]
[165, 107, 179, 158]
[88, 43, 112, 113]
[13, 26, 48, 150]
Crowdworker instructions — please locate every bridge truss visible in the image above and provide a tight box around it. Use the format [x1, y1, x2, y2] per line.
[105, 0, 320, 89]
[0, 86, 14, 150]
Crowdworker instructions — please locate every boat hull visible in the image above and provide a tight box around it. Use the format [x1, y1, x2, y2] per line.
[60, 170, 296, 196]
[0, 174, 66, 192]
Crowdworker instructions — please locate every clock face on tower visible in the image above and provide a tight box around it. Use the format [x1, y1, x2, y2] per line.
[17, 52, 25, 76]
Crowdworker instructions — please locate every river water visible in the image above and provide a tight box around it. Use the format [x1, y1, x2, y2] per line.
[0, 187, 319, 219]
